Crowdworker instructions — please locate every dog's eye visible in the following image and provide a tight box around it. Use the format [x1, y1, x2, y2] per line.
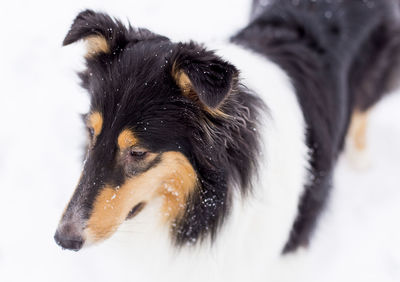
[129, 150, 147, 159]
[87, 127, 95, 139]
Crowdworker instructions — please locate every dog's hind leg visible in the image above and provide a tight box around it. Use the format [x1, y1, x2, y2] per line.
[346, 7, 400, 168]
[345, 110, 371, 170]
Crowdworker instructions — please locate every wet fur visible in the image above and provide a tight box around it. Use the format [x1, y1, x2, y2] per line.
[60, 10, 264, 246]
[56, 0, 400, 257]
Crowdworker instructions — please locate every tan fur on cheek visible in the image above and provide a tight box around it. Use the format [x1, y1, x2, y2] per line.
[85, 176, 160, 243]
[85, 152, 198, 243]
[158, 154, 198, 221]
[85, 35, 110, 58]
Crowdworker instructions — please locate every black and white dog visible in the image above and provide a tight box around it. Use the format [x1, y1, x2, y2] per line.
[55, 0, 400, 280]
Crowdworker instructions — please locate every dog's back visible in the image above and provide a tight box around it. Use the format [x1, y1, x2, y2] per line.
[248, 0, 400, 115]
[233, 0, 400, 251]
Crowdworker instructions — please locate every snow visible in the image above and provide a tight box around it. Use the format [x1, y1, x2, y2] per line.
[0, 0, 399, 281]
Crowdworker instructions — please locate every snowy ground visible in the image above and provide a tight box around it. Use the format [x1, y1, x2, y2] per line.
[0, 0, 399, 281]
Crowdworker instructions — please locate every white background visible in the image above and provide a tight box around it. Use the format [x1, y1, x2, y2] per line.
[0, 0, 399, 281]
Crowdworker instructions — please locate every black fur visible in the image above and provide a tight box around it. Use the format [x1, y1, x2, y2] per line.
[59, 10, 264, 247]
[172, 42, 239, 108]
[63, 9, 165, 53]
[233, 0, 400, 252]
[58, 0, 400, 253]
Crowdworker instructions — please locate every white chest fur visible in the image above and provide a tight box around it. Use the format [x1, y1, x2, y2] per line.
[80, 43, 310, 282]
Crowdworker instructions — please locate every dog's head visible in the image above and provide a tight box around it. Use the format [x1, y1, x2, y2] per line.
[54, 10, 261, 251]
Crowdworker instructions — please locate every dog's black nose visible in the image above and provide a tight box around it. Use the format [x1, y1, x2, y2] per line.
[54, 224, 84, 251]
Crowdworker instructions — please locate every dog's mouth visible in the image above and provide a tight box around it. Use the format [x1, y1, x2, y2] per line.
[126, 202, 146, 220]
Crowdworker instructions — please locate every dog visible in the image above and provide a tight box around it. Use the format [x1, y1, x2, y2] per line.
[55, 0, 400, 280]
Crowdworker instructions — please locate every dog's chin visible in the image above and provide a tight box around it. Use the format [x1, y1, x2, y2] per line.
[75, 202, 148, 249]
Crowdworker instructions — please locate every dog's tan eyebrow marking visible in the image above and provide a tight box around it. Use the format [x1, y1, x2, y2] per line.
[118, 129, 138, 150]
[87, 112, 103, 137]
[85, 35, 110, 58]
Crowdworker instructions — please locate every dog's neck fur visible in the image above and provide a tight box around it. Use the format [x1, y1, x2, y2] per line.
[89, 41, 309, 281]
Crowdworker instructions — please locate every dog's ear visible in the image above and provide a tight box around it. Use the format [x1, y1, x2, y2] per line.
[63, 9, 129, 58]
[171, 42, 238, 109]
